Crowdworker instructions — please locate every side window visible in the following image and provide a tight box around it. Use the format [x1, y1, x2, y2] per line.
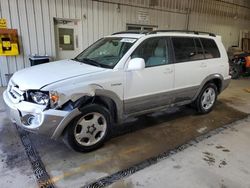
[200, 38, 220, 59]
[131, 38, 168, 67]
[172, 37, 197, 62]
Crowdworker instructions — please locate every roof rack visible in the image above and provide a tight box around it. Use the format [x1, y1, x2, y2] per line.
[148, 30, 216, 37]
[111, 30, 216, 37]
[112, 30, 149, 35]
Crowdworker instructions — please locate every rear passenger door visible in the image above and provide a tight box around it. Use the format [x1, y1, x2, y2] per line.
[171, 37, 207, 102]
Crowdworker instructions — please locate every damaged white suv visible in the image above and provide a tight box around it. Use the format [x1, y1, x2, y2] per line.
[3, 30, 230, 152]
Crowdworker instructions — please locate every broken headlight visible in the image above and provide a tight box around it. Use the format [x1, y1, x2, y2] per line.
[29, 91, 50, 105]
[27, 90, 60, 108]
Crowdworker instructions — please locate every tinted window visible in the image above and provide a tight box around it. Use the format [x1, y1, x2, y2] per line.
[200, 38, 220, 58]
[172, 37, 197, 62]
[132, 37, 168, 67]
[194, 38, 205, 60]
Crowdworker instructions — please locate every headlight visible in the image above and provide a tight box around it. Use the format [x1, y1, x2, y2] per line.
[30, 91, 50, 105]
[28, 90, 60, 107]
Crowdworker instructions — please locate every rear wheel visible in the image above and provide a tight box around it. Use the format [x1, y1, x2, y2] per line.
[195, 83, 218, 114]
[65, 104, 112, 152]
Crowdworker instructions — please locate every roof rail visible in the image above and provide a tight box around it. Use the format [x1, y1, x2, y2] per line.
[148, 30, 216, 37]
[112, 30, 149, 35]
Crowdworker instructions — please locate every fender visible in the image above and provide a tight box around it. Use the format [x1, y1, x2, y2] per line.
[71, 85, 123, 122]
[95, 89, 123, 122]
[69, 84, 103, 102]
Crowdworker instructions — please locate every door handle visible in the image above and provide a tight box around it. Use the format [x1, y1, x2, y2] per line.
[200, 62, 207, 68]
[164, 68, 173, 74]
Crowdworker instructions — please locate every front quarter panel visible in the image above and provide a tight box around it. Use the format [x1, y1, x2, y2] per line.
[43, 69, 125, 139]
[41, 69, 124, 108]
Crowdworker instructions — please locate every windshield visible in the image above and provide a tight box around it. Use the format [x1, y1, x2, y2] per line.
[74, 37, 137, 68]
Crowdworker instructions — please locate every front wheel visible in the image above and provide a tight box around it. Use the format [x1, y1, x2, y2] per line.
[65, 104, 112, 152]
[195, 83, 218, 114]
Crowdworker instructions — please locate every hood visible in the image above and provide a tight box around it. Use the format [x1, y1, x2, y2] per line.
[11, 59, 105, 90]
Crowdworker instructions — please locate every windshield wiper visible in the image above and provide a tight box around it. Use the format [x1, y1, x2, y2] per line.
[73, 58, 102, 67]
[82, 58, 102, 67]
[73, 57, 112, 69]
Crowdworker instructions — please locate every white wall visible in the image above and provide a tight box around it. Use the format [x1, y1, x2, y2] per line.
[0, 0, 249, 86]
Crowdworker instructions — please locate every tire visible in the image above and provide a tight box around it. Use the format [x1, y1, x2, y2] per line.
[229, 64, 240, 79]
[195, 83, 218, 114]
[64, 104, 112, 152]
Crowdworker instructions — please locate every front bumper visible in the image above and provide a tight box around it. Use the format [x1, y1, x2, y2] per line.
[3, 90, 69, 138]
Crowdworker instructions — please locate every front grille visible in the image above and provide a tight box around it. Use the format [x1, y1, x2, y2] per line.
[8, 80, 24, 103]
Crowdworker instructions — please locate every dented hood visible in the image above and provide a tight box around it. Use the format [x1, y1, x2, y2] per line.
[11, 59, 105, 90]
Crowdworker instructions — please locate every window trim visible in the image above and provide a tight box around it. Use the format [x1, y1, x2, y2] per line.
[194, 37, 205, 60]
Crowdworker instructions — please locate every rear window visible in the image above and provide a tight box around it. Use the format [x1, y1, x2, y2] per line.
[200, 38, 220, 59]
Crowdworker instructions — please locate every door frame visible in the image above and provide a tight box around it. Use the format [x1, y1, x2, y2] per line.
[53, 18, 82, 60]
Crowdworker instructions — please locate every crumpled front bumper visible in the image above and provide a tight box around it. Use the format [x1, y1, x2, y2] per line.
[3, 90, 69, 138]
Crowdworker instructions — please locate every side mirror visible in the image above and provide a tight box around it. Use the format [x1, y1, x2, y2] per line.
[126, 58, 145, 71]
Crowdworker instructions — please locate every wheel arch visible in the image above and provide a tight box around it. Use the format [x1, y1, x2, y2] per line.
[210, 78, 222, 93]
[77, 95, 119, 123]
[51, 89, 123, 140]
[193, 74, 223, 102]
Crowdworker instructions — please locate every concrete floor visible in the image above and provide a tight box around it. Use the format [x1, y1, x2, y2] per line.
[0, 78, 249, 188]
[110, 117, 250, 188]
[110, 79, 250, 188]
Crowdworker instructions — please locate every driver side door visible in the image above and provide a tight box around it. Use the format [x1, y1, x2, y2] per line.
[124, 37, 175, 115]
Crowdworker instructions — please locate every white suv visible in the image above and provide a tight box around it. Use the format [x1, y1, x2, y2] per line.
[3, 30, 231, 152]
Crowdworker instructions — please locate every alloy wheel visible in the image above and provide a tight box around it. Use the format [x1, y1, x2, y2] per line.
[74, 112, 107, 146]
[201, 87, 216, 110]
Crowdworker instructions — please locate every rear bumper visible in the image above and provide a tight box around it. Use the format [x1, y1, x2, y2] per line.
[3, 90, 69, 138]
[221, 77, 231, 91]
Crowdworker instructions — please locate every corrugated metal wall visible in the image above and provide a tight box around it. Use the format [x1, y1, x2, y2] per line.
[0, 0, 249, 86]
